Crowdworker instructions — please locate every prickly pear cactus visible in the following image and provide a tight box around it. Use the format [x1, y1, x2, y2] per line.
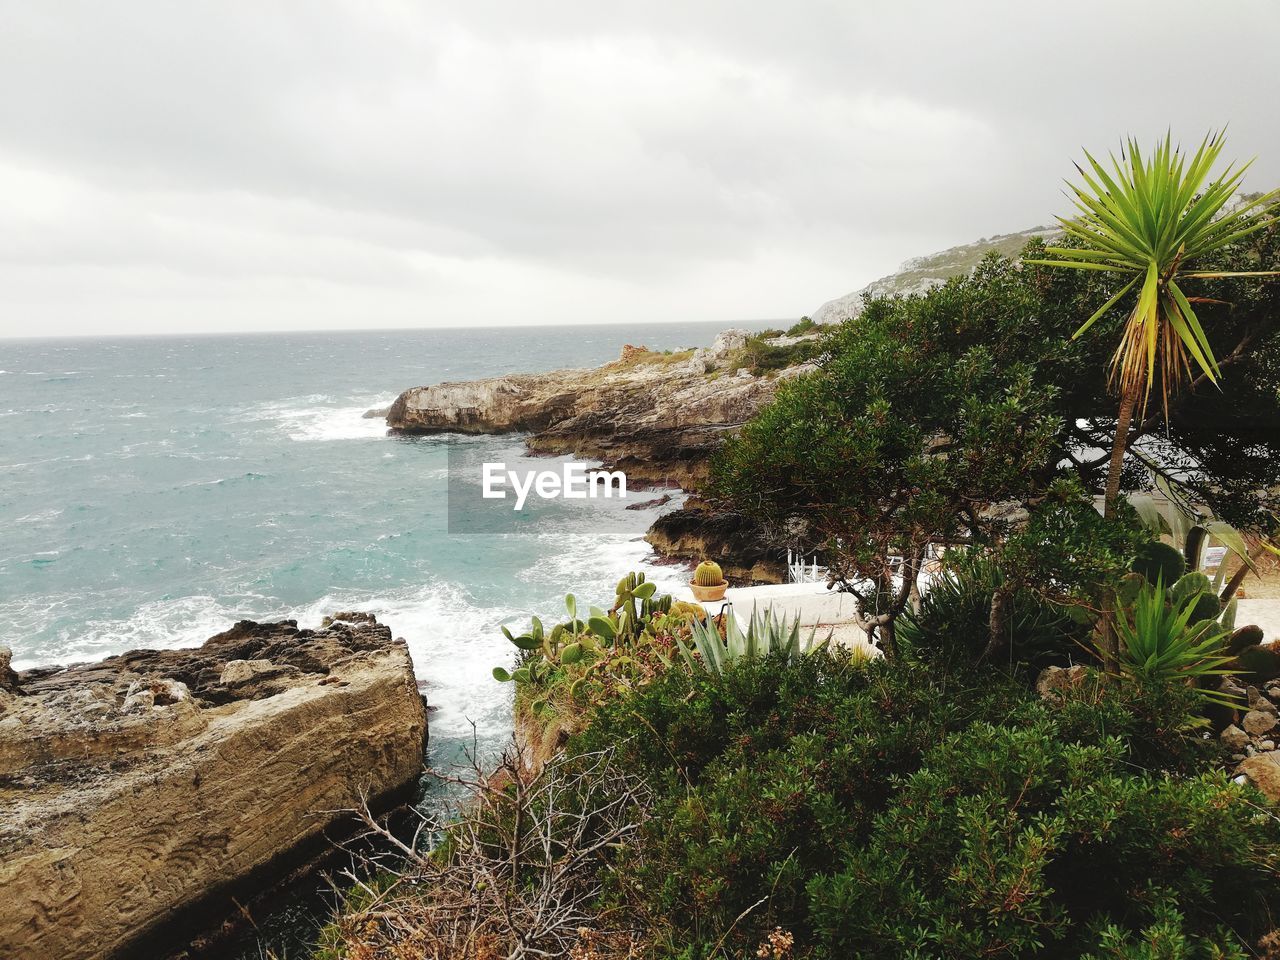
[1169, 571, 1213, 605]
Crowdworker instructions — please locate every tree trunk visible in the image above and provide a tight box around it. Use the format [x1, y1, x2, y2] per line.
[1098, 387, 1138, 670]
[879, 619, 897, 660]
[979, 584, 1013, 664]
[1220, 546, 1264, 602]
[1103, 387, 1138, 520]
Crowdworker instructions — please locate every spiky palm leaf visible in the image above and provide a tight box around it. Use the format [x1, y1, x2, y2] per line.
[1027, 131, 1279, 415]
[1105, 576, 1238, 708]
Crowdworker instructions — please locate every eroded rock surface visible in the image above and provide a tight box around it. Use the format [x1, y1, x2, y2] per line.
[0, 614, 427, 960]
[644, 502, 788, 583]
[382, 330, 814, 489]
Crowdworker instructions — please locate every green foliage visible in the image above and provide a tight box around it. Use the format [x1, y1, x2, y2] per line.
[491, 574, 693, 723]
[807, 721, 1272, 959]
[716, 235, 1280, 580]
[573, 656, 1276, 958]
[734, 332, 823, 373]
[786, 316, 818, 337]
[677, 604, 831, 677]
[1168, 571, 1212, 605]
[898, 549, 1084, 669]
[1220, 596, 1237, 632]
[1167, 572, 1224, 626]
[1109, 578, 1236, 707]
[692, 560, 724, 587]
[713, 261, 1067, 647]
[1000, 478, 1151, 606]
[1026, 131, 1279, 411]
[601, 571, 670, 645]
[1133, 541, 1187, 585]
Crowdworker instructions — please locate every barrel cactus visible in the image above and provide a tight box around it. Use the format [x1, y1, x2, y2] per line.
[694, 560, 725, 586]
[1133, 541, 1186, 585]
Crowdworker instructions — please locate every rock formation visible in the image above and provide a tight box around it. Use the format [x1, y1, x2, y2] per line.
[383, 329, 813, 490]
[810, 226, 1060, 324]
[644, 502, 789, 583]
[0, 613, 428, 960]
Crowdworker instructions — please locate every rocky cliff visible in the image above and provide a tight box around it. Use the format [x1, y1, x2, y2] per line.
[383, 329, 813, 489]
[811, 226, 1060, 325]
[0, 613, 428, 960]
[644, 501, 790, 583]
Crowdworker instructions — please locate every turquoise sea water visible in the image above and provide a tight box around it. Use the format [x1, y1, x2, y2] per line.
[0, 323, 768, 769]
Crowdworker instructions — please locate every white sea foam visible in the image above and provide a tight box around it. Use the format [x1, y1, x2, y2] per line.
[10, 577, 523, 747]
[235, 395, 394, 442]
[12, 509, 64, 524]
[292, 579, 523, 742]
[6, 594, 253, 670]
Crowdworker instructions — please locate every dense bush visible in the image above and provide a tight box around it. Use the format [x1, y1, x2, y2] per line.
[898, 549, 1087, 670]
[712, 236, 1280, 656]
[733, 332, 823, 373]
[808, 719, 1268, 958]
[570, 655, 1278, 959]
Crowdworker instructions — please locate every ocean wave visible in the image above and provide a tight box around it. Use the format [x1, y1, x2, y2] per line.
[13, 509, 64, 524]
[234, 396, 394, 442]
[523, 531, 671, 594]
[289, 580, 522, 742]
[175, 472, 268, 489]
[0, 453, 95, 472]
[5, 594, 254, 671]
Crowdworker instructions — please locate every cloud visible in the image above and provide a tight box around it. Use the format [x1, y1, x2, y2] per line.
[1, 0, 1277, 336]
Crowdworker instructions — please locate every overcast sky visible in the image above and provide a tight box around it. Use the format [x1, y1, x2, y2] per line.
[1, 1, 1278, 338]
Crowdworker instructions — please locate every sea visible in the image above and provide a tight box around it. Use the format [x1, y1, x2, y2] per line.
[0, 322, 782, 750]
[0, 321, 769, 953]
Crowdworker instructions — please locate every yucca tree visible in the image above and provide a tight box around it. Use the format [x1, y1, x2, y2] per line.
[1029, 132, 1278, 518]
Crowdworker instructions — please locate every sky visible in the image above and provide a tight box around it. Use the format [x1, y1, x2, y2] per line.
[1, 1, 1278, 338]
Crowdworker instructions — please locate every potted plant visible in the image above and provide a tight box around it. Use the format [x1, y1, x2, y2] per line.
[690, 560, 728, 602]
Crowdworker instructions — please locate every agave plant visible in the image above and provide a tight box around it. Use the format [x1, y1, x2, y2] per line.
[1106, 576, 1237, 708]
[1028, 132, 1279, 517]
[677, 604, 831, 677]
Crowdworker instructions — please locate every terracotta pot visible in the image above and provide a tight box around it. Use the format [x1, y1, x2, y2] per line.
[689, 580, 728, 602]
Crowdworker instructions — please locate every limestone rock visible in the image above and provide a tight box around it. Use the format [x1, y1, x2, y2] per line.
[0, 615, 427, 960]
[1035, 664, 1091, 703]
[1221, 724, 1250, 753]
[1240, 751, 1280, 804]
[381, 336, 812, 490]
[1243, 709, 1279, 737]
[220, 657, 278, 685]
[811, 226, 1063, 324]
[644, 502, 788, 583]
[379, 333, 823, 581]
[0, 646, 18, 694]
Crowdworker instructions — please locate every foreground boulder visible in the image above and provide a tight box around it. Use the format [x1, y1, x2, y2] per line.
[0, 614, 427, 960]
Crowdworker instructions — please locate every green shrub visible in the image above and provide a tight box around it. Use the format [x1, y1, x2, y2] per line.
[786, 316, 818, 336]
[734, 333, 822, 373]
[1109, 578, 1236, 709]
[898, 550, 1085, 669]
[571, 656, 1276, 959]
[807, 719, 1274, 958]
